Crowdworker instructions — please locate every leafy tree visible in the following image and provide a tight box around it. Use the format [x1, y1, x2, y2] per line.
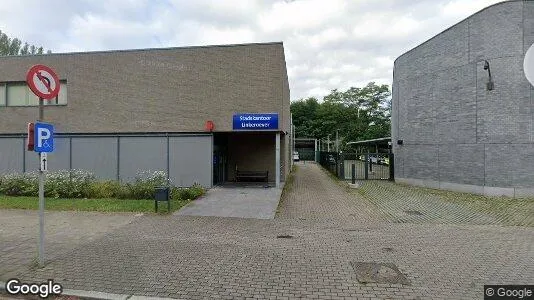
[0, 30, 50, 55]
[291, 82, 391, 151]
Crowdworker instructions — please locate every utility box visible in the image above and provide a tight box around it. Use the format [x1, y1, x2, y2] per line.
[154, 187, 170, 212]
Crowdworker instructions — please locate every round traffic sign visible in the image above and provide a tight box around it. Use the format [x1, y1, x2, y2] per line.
[525, 43, 534, 87]
[26, 65, 61, 100]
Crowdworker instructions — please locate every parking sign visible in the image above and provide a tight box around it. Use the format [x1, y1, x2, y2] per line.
[34, 122, 54, 153]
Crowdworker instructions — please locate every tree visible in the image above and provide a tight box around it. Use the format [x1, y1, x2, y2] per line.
[290, 82, 391, 151]
[0, 30, 50, 56]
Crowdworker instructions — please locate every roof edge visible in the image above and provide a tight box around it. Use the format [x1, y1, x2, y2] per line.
[393, 0, 519, 65]
[0, 41, 284, 59]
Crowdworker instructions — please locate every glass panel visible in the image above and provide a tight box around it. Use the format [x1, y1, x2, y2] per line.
[57, 82, 67, 105]
[28, 90, 39, 106]
[7, 84, 29, 106]
[0, 85, 5, 106]
[6, 82, 66, 106]
[44, 82, 67, 105]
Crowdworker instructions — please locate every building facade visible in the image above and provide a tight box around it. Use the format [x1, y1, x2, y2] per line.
[0, 42, 291, 188]
[392, 0, 534, 197]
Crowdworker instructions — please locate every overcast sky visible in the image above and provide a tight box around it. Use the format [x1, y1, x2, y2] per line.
[0, 0, 503, 101]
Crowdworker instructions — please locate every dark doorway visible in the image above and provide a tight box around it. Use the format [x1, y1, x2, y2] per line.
[213, 133, 228, 185]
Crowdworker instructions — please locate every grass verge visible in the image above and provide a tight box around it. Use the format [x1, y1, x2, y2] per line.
[0, 195, 191, 214]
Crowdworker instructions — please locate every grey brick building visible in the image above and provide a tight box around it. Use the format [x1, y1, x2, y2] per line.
[392, 0, 534, 197]
[0, 42, 291, 188]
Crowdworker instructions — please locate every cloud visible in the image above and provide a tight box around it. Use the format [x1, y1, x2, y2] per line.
[0, 0, 505, 101]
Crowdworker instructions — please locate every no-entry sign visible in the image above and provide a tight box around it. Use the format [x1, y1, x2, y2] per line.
[26, 64, 60, 100]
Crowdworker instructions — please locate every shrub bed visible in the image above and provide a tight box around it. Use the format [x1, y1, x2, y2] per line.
[0, 170, 205, 201]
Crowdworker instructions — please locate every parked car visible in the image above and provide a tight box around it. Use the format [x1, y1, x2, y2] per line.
[293, 151, 300, 162]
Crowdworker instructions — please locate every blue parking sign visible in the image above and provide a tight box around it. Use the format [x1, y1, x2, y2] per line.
[34, 122, 54, 153]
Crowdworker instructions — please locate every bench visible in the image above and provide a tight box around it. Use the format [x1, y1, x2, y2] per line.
[235, 170, 269, 182]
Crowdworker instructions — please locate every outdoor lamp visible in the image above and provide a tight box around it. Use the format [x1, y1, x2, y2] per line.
[483, 60, 494, 90]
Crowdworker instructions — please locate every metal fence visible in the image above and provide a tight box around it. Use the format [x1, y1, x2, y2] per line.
[319, 151, 394, 181]
[297, 150, 316, 161]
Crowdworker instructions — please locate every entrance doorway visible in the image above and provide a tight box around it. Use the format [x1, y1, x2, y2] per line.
[213, 134, 228, 185]
[212, 132, 284, 186]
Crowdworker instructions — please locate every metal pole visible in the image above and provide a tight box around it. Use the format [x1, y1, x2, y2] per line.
[352, 163, 355, 184]
[289, 114, 295, 168]
[327, 135, 330, 152]
[275, 132, 280, 188]
[38, 97, 44, 267]
[314, 139, 318, 162]
[336, 129, 339, 153]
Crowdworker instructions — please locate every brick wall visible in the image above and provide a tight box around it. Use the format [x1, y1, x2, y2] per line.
[0, 42, 290, 135]
[392, 0, 534, 195]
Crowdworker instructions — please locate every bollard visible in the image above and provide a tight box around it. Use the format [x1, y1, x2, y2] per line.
[351, 163, 356, 184]
[364, 154, 369, 180]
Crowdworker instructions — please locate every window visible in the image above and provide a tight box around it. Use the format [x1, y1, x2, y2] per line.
[6, 83, 39, 106]
[3, 81, 67, 106]
[0, 84, 5, 106]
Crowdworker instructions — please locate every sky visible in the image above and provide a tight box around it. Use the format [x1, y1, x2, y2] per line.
[0, 0, 504, 101]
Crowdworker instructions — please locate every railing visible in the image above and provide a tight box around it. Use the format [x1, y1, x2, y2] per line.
[319, 152, 394, 181]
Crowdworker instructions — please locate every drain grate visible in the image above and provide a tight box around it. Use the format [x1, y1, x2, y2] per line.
[276, 235, 293, 239]
[350, 262, 411, 285]
[404, 210, 423, 216]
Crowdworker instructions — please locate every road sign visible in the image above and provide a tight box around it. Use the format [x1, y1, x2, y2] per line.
[34, 122, 54, 153]
[40, 153, 48, 172]
[26, 65, 60, 100]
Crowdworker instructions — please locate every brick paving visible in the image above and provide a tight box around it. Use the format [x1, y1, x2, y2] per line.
[1, 162, 533, 299]
[354, 180, 534, 226]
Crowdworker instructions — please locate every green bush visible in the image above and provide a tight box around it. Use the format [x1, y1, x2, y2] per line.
[0, 173, 38, 196]
[0, 169, 206, 201]
[45, 170, 95, 198]
[88, 180, 122, 198]
[169, 184, 205, 201]
[126, 170, 170, 200]
[189, 183, 205, 199]
[172, 183, 205, 200]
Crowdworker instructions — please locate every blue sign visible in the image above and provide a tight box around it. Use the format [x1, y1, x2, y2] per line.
[233, 113, 279, 130]
[34, 122, 54, 153]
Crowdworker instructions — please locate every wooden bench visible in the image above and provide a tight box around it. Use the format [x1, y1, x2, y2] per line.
[235, 170, 269, 182]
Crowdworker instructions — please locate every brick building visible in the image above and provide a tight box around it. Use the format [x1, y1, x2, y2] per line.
[0, 42, 291, 188]
[392, 0, 534, 197]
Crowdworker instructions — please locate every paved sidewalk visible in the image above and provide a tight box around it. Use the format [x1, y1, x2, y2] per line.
[176, 186, 282, 219]
[0, 210, 137, 280]
[277, 162, 384, 225]
[355, 180, 534, 226]
[0, 163, 532, 299]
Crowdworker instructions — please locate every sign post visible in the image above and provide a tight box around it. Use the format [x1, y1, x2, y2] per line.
[26, 65, 60, 267]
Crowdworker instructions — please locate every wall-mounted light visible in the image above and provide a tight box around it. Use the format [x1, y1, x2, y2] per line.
[483, 60, 494, 90]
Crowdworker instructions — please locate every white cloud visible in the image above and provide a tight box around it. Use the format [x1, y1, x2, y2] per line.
[0, 0, 507, 101]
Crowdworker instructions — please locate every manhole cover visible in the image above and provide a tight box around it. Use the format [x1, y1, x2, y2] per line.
[350, 262, 411, 285]
[276, 235, 293, 239]
[404, 210, 423, 216]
